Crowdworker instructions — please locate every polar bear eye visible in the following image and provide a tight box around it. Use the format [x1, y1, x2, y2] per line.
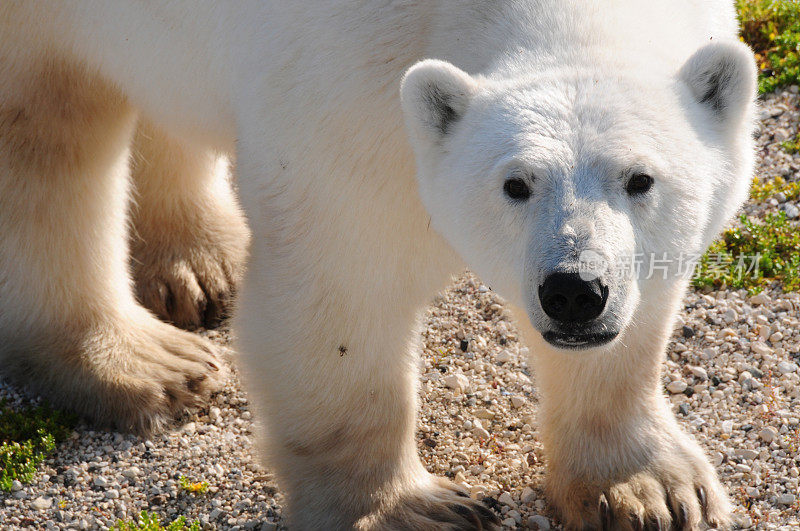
[625, 173, 654, 196]
[503, 177, 531, 201]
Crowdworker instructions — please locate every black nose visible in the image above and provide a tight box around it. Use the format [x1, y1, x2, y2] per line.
[538, 272, 608, 324]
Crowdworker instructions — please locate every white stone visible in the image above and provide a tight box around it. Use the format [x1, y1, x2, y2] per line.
[777, 361, 798, 374]
[760, 427, 778, 444]
[735, 449, 759, 460]
[690, 366, 708, 380]
[510, 396, 526, 408]
[472, 426, 490, 439]
[751, 341, 773, 356]
[506, 509, 522, 523]
[777, 493, 796, 505]
[495, 350, 514, 363]
[702, 347, 717, 360]
[722, 420, 734, 434]
[528, 515, 551, 529]
[121, 467, 140, 480]
[31, 496, 52, 511]
[474, 408, 495, 419]
[666, 380, 688, 394]
[521, 486, 536, 504]
[444, 373, 470, 392]
[750, 292, 770, 305]
[10, 480, 23, 492]
[93, 476, 108, 488]
[784, 203, 800, 219]
[722, 308, 737, 323]
[498, 491, 515, 507]
[209, 406, 222, 422]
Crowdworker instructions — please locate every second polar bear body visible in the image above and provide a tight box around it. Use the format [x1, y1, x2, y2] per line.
[0, 1, 756, 529]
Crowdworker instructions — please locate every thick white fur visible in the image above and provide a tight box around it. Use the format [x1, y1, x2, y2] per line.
[0, 1, 755, 529]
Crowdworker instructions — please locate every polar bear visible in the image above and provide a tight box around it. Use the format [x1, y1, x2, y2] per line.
[0, 1, 755, 529]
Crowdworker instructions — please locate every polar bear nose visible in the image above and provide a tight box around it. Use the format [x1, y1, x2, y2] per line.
[538, 272, 608, 324]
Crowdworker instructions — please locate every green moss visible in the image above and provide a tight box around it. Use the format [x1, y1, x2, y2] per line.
[737, 0, 800, 93]
[112, 511, 200, 531]
[693, 212, 800, 292]
[0, 401, 75, 491]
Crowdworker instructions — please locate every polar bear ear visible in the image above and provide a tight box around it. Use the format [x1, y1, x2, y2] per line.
[400, 59, 478, 144]
[678, 41, 756, 127]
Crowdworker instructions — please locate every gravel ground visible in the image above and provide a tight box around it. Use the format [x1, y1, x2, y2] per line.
[2, 86, 800, 530]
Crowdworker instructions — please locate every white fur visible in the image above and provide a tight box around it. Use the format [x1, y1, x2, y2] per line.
[0, 1, 755, 528]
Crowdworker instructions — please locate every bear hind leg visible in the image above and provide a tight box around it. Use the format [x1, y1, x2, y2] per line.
[130, 120, 250, 330]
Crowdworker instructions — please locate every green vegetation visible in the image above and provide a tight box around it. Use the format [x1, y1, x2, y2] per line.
[695, 5, 800, 293]
[694, 212, 800, 292]
[113, 511, 200, 531]
[178, 475, 209, 495]
[0, 401, 75, 491]
[782, 134, 800, 154]
[750, 175, 800, 201]
[737, 0, 800, 93]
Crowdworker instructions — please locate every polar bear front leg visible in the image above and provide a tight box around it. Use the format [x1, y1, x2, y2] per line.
[237, 250, 500, 529]
[130, 120, 250, 330]
[0, 54, 224, 433]
[526, 309, 732, 530]
[234, 187, 499, 529]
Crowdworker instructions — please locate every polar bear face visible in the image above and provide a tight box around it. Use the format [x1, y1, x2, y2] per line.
[401, 43, 755, 351]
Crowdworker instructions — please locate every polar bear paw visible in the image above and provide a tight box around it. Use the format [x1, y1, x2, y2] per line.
[548, 442, 731, 530]
[4, 314, 227, 435]
[103, 318, 229, 433]
[132, 206, 249, 330]
[356, 476, 501, 530]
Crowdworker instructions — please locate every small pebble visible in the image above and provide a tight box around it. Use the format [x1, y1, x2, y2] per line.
[667, 380, 688, 394]
[777, 493, 796, 505]
[444, 373, 469, 392]
[528, 514, 551, 529]
[498, 491, 515, 507]
[760, 427, 778, 443]
[30, 497, 51, 511]
[495, 350, 514, 363]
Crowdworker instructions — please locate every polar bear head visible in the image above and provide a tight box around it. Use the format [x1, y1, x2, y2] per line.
[401, 42, 756, 351]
